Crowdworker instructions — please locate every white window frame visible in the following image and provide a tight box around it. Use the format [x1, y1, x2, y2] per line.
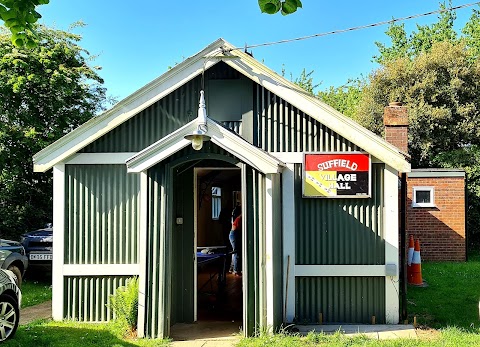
[211, 186, 222, 220]
[412, 186, 435, 208]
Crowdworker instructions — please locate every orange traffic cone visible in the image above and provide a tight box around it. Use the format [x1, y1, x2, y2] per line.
[407, 235, 414, 282]
[409, 239, 426, 286]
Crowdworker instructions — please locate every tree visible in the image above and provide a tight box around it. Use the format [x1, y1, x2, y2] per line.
[434, 146, 480, 247]
[258, 0, 302, 15]
[373, 1, 458, 64]
[0, 0, 49, 47]
[292, 68, 319, 95]
[317, 78, 365, 118]
[356, 41, 480, 168]
[0, 24, 107, 239]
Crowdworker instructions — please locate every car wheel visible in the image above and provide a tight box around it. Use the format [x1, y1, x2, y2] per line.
[6, 266, 22, 288]
[0, 294, 19, 342]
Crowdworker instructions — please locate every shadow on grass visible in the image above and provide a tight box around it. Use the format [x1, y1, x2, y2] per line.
[3, 323, 139, 347]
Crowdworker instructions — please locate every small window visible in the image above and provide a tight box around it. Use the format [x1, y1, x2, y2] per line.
[412, 186, 435, 207]
[212, 187, 222, 220]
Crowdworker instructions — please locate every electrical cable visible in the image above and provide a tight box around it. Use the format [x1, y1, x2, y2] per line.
[225, 2, 480, 52]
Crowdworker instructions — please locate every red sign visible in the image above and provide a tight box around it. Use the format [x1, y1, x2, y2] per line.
[303, 153, 371, 198]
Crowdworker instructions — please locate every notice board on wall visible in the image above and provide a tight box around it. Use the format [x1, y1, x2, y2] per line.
[303, 153, 371, 198]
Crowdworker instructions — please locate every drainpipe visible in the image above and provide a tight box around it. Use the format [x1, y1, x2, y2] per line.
[400, 172, 407, 321]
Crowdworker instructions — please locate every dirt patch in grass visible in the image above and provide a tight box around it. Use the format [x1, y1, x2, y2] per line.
[416, 327, 441, 341]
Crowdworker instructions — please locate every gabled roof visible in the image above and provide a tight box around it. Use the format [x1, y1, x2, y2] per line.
[33, 38, 410, 173]
[125, 117, 284, 174]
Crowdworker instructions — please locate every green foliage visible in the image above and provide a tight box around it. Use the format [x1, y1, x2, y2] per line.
[433, 146, 480, 244]
[0, 24, 107, 239]
[293, 68, 319, 95]
[374, 1, 458, 64]
[317, 78, 366, 118]
[258, 0, 302, 16]
[0, 0, 49, 47]
[109, 277, 139, 335]
[462, 8, 480, 61]
[356, 41, 480, 168]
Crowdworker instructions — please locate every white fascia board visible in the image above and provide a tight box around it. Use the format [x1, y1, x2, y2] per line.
[270, 152, 384, 164]
[65, 152, 137, 165]
[208, 124, 284, 174]
[33, 44, 227, 173]
[126, 121, 197, 172]
[126, 118, 285, 174]
[223, 55, 410, 173]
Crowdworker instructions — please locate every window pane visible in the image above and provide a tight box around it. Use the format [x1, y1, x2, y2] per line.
[212, 196, 221, 220]
[416, 190, 431, 203]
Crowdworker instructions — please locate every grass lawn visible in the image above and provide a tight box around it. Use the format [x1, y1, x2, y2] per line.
[407, 252, 480, 330]
[239, 251, 480, 346]
[3, 320, 170, 347]
[21, 276, 52, 308]
[237, 327, 480, 346]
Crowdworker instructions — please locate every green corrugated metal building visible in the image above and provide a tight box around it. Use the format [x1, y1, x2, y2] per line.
[33, 39, 410, 339]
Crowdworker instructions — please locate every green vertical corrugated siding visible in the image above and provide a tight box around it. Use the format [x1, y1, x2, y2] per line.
[295, 164, 385, 265]
[144, 164, 169, 339]
[254, 85, 362, 152]
[244, 166, 267, 336]
[143, 149, 269, 338]
[296, 277, 386, 324]
[294, 164, 386, 324]
[65, 165, 140, 265]
[81, 76, 202, 153]
[64, 276, 130, 321]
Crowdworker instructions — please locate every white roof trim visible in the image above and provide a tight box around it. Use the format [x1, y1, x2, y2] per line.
[34, 38, 410, 173]
[33, 40, 227, 172]
[220, 49, 410, 173]
[126, 118, 285, 174]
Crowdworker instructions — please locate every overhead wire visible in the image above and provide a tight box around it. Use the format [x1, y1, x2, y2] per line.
[225, 2, 480, 52]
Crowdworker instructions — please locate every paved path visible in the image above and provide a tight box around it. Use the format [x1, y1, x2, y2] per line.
[19, 300, 52, 325]
[18, 301, 416, 345]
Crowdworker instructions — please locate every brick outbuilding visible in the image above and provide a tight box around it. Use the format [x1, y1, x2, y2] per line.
[406, 169, 466, 261]
[383, 102, 467, 262]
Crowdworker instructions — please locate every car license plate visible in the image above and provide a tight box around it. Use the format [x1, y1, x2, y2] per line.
[30, 253, 53, 261]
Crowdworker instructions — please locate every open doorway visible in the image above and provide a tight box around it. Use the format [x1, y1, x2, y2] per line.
[194, 167, 243, 325]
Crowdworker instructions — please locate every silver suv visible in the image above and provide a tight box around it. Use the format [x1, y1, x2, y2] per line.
[0, 269, 21, 341]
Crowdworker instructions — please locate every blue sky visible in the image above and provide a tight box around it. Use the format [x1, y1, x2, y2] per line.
[39, 1, 475, 102]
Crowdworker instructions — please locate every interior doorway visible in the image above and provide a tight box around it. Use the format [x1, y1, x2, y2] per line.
[194, 167, 243, 325]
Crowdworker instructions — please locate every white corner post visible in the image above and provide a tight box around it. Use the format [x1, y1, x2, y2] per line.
[52, 164, 65, 321]
[384, 165, 400, 323]
[137, 171, 148, 338]
[282, 164, 296, 323]
[265, 172, 283, 327]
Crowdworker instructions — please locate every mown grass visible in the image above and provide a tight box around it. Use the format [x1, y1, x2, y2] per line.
[407, 251, 480, 330]
[239, 251, 480, 346]
[3, 320, 170, 347]
[237, 327, 480, 346]
[20, 276, 52, 308]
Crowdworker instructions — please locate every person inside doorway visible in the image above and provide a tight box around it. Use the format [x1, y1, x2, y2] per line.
[229, 206, 242, 276]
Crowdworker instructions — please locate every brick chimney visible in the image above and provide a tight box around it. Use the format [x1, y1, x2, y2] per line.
[384, 102, 408, 154]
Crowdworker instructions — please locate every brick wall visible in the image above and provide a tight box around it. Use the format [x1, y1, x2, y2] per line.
[385, 127, 408, 155]
[384, 103, 408, 154]
[406, 175, 466, 261]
